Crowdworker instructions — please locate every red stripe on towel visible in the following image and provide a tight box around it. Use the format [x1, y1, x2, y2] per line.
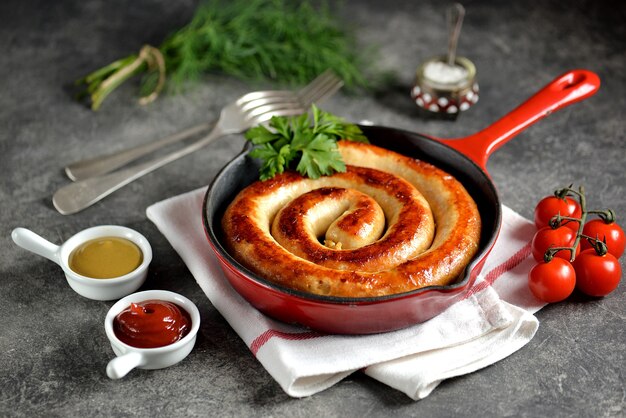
[251, 330, 324, 356]
[484, 241, 533, 284]
[465, 241, 532, 298]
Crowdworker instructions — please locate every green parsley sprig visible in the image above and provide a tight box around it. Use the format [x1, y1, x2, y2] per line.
[244, 105, 368, 180]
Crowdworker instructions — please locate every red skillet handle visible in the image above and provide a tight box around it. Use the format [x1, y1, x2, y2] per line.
[437, 69, 600, 171]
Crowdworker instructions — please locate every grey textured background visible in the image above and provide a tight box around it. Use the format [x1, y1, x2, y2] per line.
[1, 0, 624, 416]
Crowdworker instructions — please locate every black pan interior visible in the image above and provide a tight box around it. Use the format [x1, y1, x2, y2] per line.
[203, 125, 501, 302]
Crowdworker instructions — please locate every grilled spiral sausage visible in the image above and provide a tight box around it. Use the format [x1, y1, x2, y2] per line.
[221, 141, 481, 298]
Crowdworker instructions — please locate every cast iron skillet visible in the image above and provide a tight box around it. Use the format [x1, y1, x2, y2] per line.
[202, 70, 600, 334]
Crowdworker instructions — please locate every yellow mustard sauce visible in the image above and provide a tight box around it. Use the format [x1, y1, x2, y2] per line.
[69, 237, 143, 279]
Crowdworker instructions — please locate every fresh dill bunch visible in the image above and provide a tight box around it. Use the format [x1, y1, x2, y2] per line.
[77, 0, 371, 110]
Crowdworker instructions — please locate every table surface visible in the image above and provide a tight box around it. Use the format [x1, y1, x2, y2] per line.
[1, 0, 624, 416]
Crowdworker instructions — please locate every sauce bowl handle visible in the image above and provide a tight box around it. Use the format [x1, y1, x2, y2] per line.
[106, 351, 146, 379]
[11, 227, 61, 265]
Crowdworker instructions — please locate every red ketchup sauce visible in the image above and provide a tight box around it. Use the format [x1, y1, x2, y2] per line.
[113, 300, 192, 348]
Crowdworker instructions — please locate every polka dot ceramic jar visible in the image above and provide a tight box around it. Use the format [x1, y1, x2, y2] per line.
[411, 56, 479, 116]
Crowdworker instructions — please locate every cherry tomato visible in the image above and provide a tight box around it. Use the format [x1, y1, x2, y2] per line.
[573, 249, 622, 297]
[534, 195, 581, 231]
[581, 219, 625, 258]
[528, 258, 576, 303]
[531, 226, 580, 262]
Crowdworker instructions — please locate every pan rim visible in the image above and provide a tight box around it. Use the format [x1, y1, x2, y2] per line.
[202, 124, 502, 305]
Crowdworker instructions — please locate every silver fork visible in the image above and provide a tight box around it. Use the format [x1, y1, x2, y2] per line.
[65, 70, 341, 181]
[52, 72, 343, 215]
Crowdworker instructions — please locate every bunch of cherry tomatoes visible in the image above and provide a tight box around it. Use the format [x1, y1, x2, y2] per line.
[529, 186, 624, 303]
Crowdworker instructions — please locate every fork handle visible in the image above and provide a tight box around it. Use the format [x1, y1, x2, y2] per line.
[53, 126, 226, 215]
[65, 122, 213, 181]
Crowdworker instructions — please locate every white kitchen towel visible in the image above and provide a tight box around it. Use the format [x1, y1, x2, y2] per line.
[146, 187, 542, 400]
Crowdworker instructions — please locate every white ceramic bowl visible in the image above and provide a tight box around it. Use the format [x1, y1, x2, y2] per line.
[11, 225, 152, 301]
[104, 290, 200, 379]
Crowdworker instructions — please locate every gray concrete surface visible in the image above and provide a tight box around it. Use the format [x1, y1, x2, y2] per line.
[1, 0, 624, 416]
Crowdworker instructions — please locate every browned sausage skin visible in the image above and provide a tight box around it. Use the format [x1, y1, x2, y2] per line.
[222, 141, 481, 297]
